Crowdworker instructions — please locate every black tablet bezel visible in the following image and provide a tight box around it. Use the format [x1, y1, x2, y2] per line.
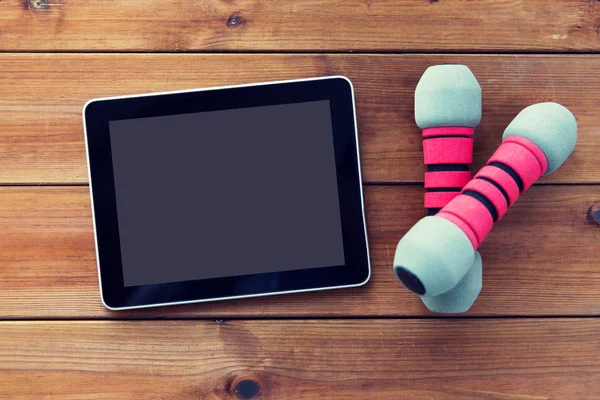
[83, 76, 370, 310]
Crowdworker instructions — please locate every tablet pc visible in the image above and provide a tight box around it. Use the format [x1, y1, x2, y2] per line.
[83, 76, 370, 310]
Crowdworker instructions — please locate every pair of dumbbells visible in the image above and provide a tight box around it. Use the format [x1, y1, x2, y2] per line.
[393, 65, 577, 313]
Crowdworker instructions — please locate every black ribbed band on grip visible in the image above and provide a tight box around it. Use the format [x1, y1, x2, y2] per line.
[488, 161, 524, 192]
[427, 187, 463, 193]
[463, 190, 499, 222]
[422, 135, 472, 140]
[477, 176, 511, 206]
[427, 164, 470, 172]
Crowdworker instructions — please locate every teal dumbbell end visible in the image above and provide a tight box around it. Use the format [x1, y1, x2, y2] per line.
[415, 64, 482, 129]
[421, 252, 482, 313]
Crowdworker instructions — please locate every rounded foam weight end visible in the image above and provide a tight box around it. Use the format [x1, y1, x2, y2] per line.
[415, 65, 482, 129]
[393, 216, 475, 297]
[503, 102, 577, 175]
[421, 252, 482, 314]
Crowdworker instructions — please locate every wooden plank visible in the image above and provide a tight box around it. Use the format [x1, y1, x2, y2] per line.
[0, 319, 597, 399]
[1, 0, 600, 52]
[0, 185, 598, 319]
[0, 54, 599, 185]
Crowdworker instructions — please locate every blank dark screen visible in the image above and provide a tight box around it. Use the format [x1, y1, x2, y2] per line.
[109, 100, 345, 287]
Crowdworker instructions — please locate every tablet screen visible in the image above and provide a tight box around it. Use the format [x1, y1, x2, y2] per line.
[108, 100, 345, 287]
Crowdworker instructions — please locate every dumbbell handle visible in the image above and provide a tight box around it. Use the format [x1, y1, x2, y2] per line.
[422, 127, 474, 215]
[436, 135, 548, 249]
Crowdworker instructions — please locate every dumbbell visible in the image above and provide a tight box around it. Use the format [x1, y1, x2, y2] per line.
[414, 64, 483, 312]
[394, 102, 577, 299]
[415, 64, 481, 214]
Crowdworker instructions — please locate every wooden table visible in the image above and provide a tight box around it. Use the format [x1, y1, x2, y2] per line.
[1, 1, 599, 399]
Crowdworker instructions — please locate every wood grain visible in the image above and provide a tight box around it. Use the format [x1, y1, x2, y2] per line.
[0, 319, 597, 399]
[1, 54, 599, 185]
[1, 185, 598, 319]
[1, 0, 600, 52]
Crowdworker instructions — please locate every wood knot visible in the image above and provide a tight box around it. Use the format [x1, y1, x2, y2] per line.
[586, 202, 600, 225]
[26, 0, 49, 11]
[215, 372, 270, 399]
[227, 14, 245, 28]
[232, 377, 261, 399]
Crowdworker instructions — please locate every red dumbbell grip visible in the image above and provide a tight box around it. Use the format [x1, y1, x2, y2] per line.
[422, 127, 474, 213]
[437, 136, 548, 249]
